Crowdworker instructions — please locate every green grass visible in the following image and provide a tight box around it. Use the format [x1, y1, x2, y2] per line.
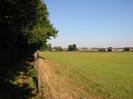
[40, 51, 133, 99]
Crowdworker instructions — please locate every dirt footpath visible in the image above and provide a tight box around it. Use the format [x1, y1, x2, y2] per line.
[35, 58, 75, 99]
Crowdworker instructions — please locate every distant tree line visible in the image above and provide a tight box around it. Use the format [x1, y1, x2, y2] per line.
[99, 47, 112, 52]
[54, 46, 63, 51]
[44, 43, 78, 51]
[98, 47, 131, 52]
[42, 43, 132, 52]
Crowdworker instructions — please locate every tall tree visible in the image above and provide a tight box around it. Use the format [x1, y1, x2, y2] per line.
[0, 1, 57, 98]
[108, 47, 112, 52]
[47, 43, 52, 51]
[73, 44, 78, 51]
[123, 47, 130, 51]
[0, 0, 57, 63]
[68, 44, 78, 51]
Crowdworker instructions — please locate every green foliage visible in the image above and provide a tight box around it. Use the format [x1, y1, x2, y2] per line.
[28, 68, 37, 78]
[23, 1, 58, 50]
[123, 47, 130, 51]
[68, 45, 73, 51]
[24, 2, 58, 49]
[0, 0, 57, 63]
[68, 44, 78, 51]
[108, 47, 112, 52]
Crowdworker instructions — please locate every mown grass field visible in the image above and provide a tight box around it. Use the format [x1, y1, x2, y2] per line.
[40, 51, 133, 99]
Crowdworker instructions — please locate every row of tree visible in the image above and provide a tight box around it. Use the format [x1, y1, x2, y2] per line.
[0, 1, 58, 98]
[99, 47, 112, 52]
[46, 43, 78, 51]
[46, 44, 131, 52]
[98, 47, 130, 52]
[0, 0, 57, 64]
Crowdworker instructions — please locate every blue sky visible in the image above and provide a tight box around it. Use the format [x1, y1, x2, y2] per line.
[44, 0, 133, 48]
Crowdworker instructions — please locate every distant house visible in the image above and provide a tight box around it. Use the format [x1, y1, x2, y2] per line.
[79, 47, 89, 52]
[112, 48, 123, 52]
[129, 47, 133, 51]
[78, 47, 133, 52]
[88, 48, 99, 52]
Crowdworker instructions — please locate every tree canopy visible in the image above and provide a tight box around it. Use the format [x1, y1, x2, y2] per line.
[108, 47, 112, 52]
[0, 1, 57, 98]
[0, 0, 57, 63]
[123, 47, 130, 51]
[68, 44, 78, 51]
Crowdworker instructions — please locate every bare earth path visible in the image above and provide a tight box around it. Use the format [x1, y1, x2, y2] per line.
[35, 58, 75, 99]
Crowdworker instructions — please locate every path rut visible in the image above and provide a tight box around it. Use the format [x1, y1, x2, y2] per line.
[35, 58, 61, 99]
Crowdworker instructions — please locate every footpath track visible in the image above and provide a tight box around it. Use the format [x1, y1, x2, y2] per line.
[35, 58, 61, 99]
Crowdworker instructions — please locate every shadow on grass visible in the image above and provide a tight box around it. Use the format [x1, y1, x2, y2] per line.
[0, 56, 37, 99]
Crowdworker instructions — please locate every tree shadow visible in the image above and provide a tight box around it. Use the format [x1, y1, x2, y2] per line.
[0, 56, 38, 99]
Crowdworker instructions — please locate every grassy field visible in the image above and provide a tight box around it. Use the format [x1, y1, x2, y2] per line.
[40, 51, 133, 99]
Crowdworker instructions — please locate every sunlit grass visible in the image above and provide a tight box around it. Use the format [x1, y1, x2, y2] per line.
[40, 51, 133, 98]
